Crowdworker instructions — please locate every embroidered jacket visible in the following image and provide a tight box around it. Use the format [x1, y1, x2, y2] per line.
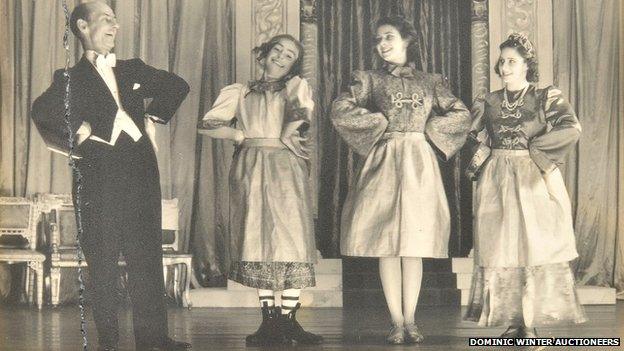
[331, 63, 471, 160]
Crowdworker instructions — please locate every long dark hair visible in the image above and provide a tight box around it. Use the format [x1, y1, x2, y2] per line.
[374, 16, 419, 65]
[494, 33, 539, 82]
[252, 34, 304, 81]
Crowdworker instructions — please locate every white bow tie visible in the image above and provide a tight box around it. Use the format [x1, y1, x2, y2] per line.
[95, 53, 116, 68]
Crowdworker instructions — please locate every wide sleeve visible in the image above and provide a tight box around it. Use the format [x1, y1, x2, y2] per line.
[330, 70, 388, 157]
[31, 69, 84, 155]
[465, 95, 492, 180]
[131, 58, 190, 124]
[529, 86, 582, 173]
[198, 83, 244, 130]
[425, 74, 472, 160]
[281, 76, 314, 159]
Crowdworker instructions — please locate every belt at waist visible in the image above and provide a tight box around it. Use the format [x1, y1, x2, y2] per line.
[240, 138, 287, 149]
[491, 149, 529, 156]
[380, 131, 425, 140]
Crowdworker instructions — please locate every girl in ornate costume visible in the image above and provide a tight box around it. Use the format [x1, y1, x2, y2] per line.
[198, 34, 322, 346]
[331, 16, 471, 344]
[464, 33, 587, 337]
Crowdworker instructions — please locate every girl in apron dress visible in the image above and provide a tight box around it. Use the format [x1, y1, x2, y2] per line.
[198, 34, 322, 346]
[464, 33, 587, 337]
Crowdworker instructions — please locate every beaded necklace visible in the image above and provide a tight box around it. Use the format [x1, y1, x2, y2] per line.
[500, 84, 529, 119]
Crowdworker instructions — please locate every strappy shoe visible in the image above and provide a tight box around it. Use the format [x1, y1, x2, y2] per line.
[404, 323, 424, 343]
[385, 324, 405, 344]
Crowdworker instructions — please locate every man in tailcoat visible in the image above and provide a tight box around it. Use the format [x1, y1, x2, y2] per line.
[32, 2, 191, 350]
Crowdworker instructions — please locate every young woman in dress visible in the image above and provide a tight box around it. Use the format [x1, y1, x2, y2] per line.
[331, 16, 471, 344]
[198, 34, 322, 346]
[464, 33, 587, 337]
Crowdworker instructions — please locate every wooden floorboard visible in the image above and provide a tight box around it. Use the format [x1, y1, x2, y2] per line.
[1, 303, 622, 350]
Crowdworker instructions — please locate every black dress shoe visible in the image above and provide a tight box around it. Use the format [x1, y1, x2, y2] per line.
[500, 326, 522, 338]
[519, 327, 538, 338]
[138, 337, 192, 350]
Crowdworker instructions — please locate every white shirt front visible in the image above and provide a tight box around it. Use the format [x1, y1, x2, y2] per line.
[79, 50, 143, 146]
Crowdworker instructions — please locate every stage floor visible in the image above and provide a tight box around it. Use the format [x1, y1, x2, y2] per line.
[1, 303, 622, 350]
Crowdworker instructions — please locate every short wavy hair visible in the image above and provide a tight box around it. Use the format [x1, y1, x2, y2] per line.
[252, 34, 304, 81]
[374, 16, 419, 64]
[494, 32, 539, 82]
[69, 2, 94, 38]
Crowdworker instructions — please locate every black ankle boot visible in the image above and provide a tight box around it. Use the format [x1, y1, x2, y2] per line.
[246, 304, 281, 346]
[278, 303, 323, 345]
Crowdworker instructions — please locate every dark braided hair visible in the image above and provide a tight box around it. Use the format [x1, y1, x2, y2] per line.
[253, 34, 304, 81]
[495, 32, 539, 82]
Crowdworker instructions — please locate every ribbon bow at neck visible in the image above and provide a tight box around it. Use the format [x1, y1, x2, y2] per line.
[96, 53, 117, 68]
[247, 79, 287, 95]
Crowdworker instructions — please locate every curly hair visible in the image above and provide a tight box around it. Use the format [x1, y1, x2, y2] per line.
[374, 16, 419, 64]
[494, 32, 539, 82]
[252, 34, 304, 81]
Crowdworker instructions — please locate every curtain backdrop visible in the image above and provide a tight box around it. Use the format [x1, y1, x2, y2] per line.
[3, 0, 620, 297]
[552, 0, 623, 292]
[0, 0, 235, 297]
[315, 0, 473, 258]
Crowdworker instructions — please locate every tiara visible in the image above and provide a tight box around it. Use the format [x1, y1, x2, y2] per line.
[506, 32, 535, 57]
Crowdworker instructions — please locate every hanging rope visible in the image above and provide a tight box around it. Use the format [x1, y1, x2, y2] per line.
[62, 2, 89, 349]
